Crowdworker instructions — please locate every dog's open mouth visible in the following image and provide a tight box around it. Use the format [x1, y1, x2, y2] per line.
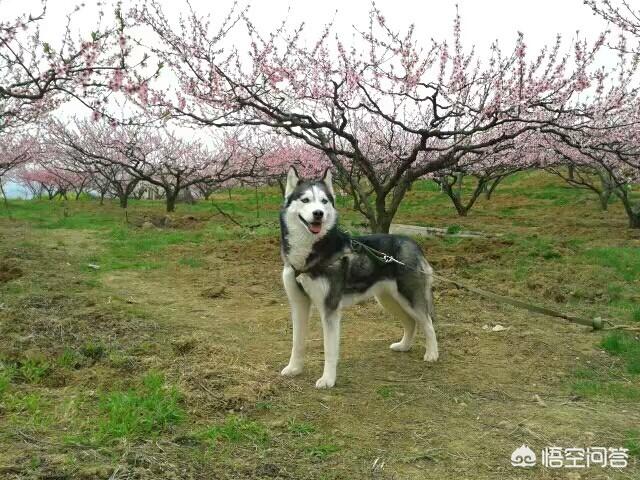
[299, 215, 322, 234]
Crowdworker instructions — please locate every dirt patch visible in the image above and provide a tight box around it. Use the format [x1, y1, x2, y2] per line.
[0, 260, 22, 283]
[132, 213, 209, 230]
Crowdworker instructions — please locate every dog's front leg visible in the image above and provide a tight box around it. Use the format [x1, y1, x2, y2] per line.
[316, 308, 341, 389]
[281, 266, 310, 377]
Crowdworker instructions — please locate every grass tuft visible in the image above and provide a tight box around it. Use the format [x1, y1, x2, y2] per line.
[601, 331, 640, 375]
[201, 415, 269, 446]
[286, 419, 315, 436]
[96, 372, 183, 442]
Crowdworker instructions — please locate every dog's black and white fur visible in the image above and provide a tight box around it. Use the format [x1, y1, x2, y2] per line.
[280, 167, 438, 388]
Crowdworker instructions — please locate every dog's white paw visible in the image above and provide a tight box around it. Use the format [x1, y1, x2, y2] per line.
[423, 349, 439, 362]
[315, 375, 336, 389]
[281, 364, 303, 377]
[390, 341, 412, 352]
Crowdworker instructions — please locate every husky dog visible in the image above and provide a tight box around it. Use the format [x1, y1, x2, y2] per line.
[279, 167, 438, 388]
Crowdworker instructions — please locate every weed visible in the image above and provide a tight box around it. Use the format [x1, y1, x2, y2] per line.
[19, 358, 50, 383]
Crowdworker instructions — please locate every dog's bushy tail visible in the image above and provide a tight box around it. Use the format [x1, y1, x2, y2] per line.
[420, 258, 436, 322]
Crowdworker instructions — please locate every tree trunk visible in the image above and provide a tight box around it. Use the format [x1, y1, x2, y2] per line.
[166, 194, 178, 212]
[453, 201, 468, 216]
[119, 195, 128, 209]
[99, 192, 105, 205]
[370, 213, 393, 233]
[598, 191, 610, 211]
[0, 181, 9, 209]
[441, 180, 469, 216]
[614, 188, 640, 229]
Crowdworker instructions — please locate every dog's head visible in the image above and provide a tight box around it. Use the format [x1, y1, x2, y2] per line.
[282, 166, 337, 237]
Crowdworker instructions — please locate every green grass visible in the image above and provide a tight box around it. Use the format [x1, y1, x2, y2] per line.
[0, 371, 11, 397]
[601, 331, 640, 375]
[626, 430, 640, 457]
[5, 392, 51, 427]
[584, 247, 640, 282]
[95, 372, 184, 442]
[568, 332, 640, 401]
[18, 358, 51, 384]
[571, 379, 640, 400]
[201, 415, 269, 446]
[305, 443, 340, 459]
[57, 349, 82, 369]
[2, 171, 640, 477]
[179, 256, 205, 268]
[376, 385, 395, 399]
[80, 341, 106, 362]
[286, 419, 316, 436]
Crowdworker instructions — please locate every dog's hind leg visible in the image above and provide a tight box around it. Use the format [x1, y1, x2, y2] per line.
[417, 310, 439, 362]
[420, 265, 439, 362]
[376, 292, 416, 352]
[281, 266, 311, 377]
[388, 287, 438, 362]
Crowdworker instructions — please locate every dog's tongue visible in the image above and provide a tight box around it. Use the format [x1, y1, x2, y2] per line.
[309, 223, 322, 234]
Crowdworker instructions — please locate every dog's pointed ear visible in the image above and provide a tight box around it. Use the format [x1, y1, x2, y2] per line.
[322, 168, 334, 197]
[285, 166, 300, 198]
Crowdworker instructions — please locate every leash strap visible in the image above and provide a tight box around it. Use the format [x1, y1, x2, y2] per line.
[349, 237, 606, 330]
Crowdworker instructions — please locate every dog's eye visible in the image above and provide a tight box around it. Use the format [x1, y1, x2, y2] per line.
[301, 198, 310, 203]
[321, 199, 328, 204]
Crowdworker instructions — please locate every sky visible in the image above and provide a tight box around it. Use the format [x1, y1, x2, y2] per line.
[5, 0, 611, 62]
[1, 0, 618, 197]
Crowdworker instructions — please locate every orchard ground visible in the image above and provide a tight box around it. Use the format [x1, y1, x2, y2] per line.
[0, 172, 639, 479]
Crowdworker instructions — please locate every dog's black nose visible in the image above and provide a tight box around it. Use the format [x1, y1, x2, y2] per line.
[313, 210, 324, 219]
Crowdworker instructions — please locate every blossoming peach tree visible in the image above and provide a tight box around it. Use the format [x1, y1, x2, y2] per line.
[132, 2, 613, 232]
